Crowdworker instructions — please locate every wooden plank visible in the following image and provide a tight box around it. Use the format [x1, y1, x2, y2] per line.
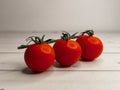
[96, 31, 120, 53]
[0, 71, 120, 90]
[0, 32, 32, 53]
[0, 53, 120, 71]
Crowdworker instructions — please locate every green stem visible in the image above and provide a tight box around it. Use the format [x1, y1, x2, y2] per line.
[17, 45, 30, 49]
[17, 30, 94, 49]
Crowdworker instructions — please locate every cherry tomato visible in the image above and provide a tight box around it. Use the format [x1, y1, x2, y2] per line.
[24, 43, 55, 72]
[53, 40, 82, 66]
[76, 35, 103, 61]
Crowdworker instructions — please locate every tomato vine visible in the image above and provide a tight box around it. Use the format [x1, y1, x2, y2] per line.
[17, 30, 94, 49]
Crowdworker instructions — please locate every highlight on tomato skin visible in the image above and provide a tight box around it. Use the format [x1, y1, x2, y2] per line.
[76, 35, 103, 61]
[53, 40, 82, 66]
[24, 43, 55, 72]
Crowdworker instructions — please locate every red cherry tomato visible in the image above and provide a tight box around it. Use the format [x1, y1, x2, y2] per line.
[76, 35, 103, 61]
[24, 43, 55, 72]
[53, 40, 82, 66]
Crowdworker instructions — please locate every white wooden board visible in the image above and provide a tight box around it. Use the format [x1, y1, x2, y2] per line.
[1, 70, 120, 90]
[0, 31, 120, 90]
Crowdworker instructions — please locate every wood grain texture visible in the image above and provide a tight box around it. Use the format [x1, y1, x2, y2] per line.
[0, 31, 120, 90]
[0, 53, 120, 71]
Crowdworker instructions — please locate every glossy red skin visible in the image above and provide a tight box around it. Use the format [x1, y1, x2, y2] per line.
[76, 35, 103, 61]
[24, 43, 55, 72]
[53, 40, 82, 66]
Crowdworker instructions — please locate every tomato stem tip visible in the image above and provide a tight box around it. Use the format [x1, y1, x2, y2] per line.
[17, 45, 29, 49]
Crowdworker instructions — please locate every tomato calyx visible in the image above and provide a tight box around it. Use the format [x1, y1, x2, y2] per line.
[81, 30, 94, 36]
[61, 31, 78, 40]
[18, 35, 55, 49]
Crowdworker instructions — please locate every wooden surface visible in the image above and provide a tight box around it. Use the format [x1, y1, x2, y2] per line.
[0, 31, 120, 90]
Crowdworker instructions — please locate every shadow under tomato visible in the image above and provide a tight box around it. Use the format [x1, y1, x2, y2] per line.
[22, 67, 44, 74]
[80, 58, 95, 62]
[53, 61, 72, 68]
[21, 67, 55, 81]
